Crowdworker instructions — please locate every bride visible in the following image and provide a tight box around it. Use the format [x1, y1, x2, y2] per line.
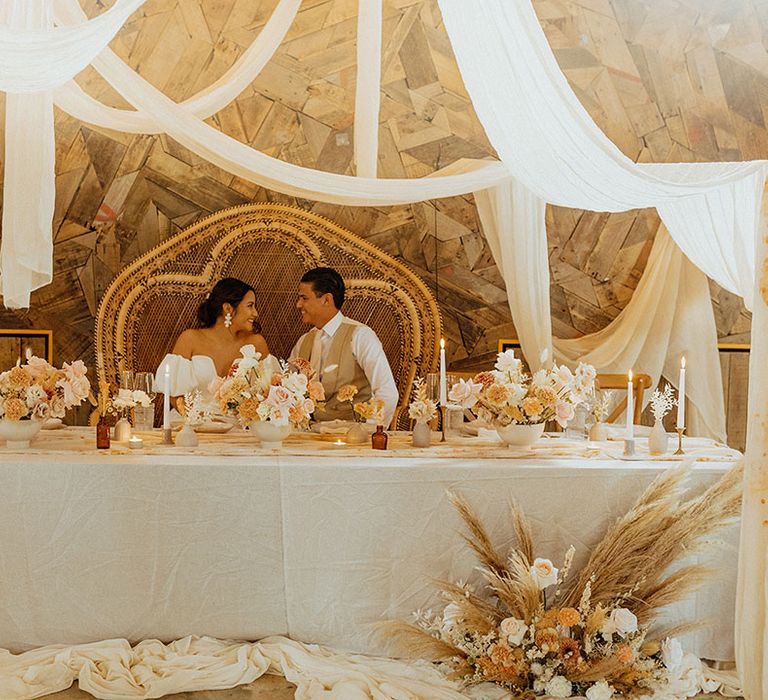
[156, 278, 270, 409]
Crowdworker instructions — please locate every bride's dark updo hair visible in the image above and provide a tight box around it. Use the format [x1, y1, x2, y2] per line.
[197, 277, 260, 331]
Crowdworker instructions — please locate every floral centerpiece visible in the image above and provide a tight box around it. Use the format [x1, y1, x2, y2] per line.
[648, 385, 677, 455]
[465, 350, 595, 428]
[214, 345, 323, 429]
[383, 463, 742, 699]
[0, 354, 90, 422]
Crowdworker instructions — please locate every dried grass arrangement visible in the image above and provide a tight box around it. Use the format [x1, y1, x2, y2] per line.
[381, 463, 742, 699]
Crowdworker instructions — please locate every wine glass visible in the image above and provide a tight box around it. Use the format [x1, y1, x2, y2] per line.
[132, 372, 156, 430]
[119, 370, 135, 390]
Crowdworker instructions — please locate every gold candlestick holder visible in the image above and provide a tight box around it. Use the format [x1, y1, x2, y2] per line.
[674, 427, 686, 455]
[439, 405, 447, 442]
[161, 427, 174, 445]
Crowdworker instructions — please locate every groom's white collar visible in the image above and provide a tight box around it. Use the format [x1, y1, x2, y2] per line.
[316, 310, 344, 337]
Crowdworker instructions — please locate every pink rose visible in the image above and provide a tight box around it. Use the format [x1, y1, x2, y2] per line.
[265, 385, 293, 410]
[555, 401, 575, 427]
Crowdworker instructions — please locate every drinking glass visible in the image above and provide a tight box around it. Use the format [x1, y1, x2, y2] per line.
[425, 373, 440, 403]
[132, 372, 156, 430]
[119, 370, 135, 390]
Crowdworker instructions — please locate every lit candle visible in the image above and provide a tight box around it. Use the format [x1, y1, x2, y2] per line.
[626, 369, 634, 440]
[332, 439, 347, 448]
[677, 356, 686, 429]
[163, 363, 171, 430]
[128, 436, 143, 450]
[439, 338, 447, 406]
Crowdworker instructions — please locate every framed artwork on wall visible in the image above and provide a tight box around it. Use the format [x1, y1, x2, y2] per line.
[0, 329, 53, 369]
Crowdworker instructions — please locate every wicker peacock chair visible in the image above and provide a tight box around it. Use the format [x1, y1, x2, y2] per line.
[95, 203, 442, 429]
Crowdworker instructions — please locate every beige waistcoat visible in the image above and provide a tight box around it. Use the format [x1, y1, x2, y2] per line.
[297, 321, 372, 421]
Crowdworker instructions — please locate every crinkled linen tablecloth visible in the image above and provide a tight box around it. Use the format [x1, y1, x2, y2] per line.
[0, 428, 741, 666]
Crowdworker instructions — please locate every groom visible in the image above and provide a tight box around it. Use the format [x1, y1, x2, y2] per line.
[290, 267, 398, 425]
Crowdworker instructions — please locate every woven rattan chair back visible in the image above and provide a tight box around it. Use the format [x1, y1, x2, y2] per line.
[95, 204, 441, 428]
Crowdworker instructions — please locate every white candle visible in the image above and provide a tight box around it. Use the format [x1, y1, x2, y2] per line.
[439, 338, 447, 406]
[626, 369, 634, 440]
[128, 436, 143, 450]
[677, 356, 686, 429]
[163, 364, 171, 430]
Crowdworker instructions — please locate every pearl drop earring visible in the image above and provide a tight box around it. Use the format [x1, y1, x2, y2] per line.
[224, 311, 232, 328]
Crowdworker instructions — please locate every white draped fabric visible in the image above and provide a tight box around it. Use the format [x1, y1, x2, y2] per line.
[53, 0, 302, 134]
[354, 0, 382, 178]
[476, 180, 726, 441]
[0, 0, 145, 92]
[0, 635, 468, 700]
[437, 0, 765, 310]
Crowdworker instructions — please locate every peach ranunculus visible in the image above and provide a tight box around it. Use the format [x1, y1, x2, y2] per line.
[485, 383, 510, 407]
[238, 397, 260, 423]
[557, 607, 581, 627]
[270, 372, 283, 387]
[7, 366, 31, 389]
[288, 357, 314, 378]
[308, 380, 325, 402]
[522, 396, 543, 419]
[337, 384, 358, 403]
[303, 398, 315, 415]
[4, 397, 28, 421]
[615, 643, 634, 664]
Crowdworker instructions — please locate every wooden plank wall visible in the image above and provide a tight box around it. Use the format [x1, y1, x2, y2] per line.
[0, 0, 761, 443]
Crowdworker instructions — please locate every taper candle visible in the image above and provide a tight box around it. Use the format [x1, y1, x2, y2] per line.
[677, 355, 686, 428]
[626, 369, 634, 440]
[439, 338, 447, 406]
[163, 363, 171, 430]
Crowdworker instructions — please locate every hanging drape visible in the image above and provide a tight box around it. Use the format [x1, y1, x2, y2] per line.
[437, 0, 765, 310]
[475, 180, 725, 441]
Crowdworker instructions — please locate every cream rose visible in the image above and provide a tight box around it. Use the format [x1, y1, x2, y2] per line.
[609, 607, 638, 637]
[448, 378, 482, 409]
[530, 557, 558, 589]
[499, 616, 527, 645]
[585, 680, 614, 700]
[545, 675, 573, 698]
[662, 637, 684, 675]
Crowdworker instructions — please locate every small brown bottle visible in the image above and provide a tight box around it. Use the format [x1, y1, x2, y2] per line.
[96, 416, 111, 449]
[371, 425, 388, 450]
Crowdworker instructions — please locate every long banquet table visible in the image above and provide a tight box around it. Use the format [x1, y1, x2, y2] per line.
[0, 427, 741, 662]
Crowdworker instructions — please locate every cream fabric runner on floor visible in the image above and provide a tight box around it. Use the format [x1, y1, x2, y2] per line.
[0, 635, 467, 700]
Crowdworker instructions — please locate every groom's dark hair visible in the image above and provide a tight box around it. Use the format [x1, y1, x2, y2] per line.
[301, 267, 345, 310]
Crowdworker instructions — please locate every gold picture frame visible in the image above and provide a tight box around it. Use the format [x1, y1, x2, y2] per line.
[0, 329, 53, 367]
[497, 338, 522, 353]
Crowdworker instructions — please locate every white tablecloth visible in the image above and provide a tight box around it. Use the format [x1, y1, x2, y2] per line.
[0, 428, 741, 661]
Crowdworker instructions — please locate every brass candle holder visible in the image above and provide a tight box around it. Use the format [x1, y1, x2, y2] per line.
[161, 427, 174, 445]
[439, 405, 447, 442]
[674, 426, 686, 455]
[623, 438, 635, 457]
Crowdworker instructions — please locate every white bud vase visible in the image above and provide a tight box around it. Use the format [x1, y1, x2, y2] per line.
[588, 422, 608, 442]
[176, 423, 198, 447]
[649, 418, 668, 455]
[113, 417, 132, 442]
[412, 421, 431, 448]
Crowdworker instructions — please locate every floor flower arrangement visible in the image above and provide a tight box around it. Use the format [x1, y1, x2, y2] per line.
[382, 463, 742, 699]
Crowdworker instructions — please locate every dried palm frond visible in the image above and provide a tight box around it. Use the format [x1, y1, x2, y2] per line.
[632, 565, 714, 625]
[373, 620, 465, 661]
[447, 491, 507, 577]
[569, 656, 625, 682]
[438, 579, 502, 626]
[562, 463, 741, 614]
[647, 620, 709, 645]
[508, 496, 534, 565]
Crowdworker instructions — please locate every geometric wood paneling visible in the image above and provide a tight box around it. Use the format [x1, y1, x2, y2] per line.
[0, 1, 761, 442]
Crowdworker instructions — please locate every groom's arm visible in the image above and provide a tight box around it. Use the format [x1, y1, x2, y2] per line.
[351, 326, 399, 425]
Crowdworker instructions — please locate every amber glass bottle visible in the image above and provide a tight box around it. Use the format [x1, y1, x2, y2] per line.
[96, 416, 111, 449]
[371, 425, 388, 450]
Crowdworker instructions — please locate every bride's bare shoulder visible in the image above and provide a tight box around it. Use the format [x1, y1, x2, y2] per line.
[172, 328, 205, 357]
[242, 333, 269, 356]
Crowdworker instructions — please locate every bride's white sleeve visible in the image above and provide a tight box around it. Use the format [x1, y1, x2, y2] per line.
[155, 354, 199, 396]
